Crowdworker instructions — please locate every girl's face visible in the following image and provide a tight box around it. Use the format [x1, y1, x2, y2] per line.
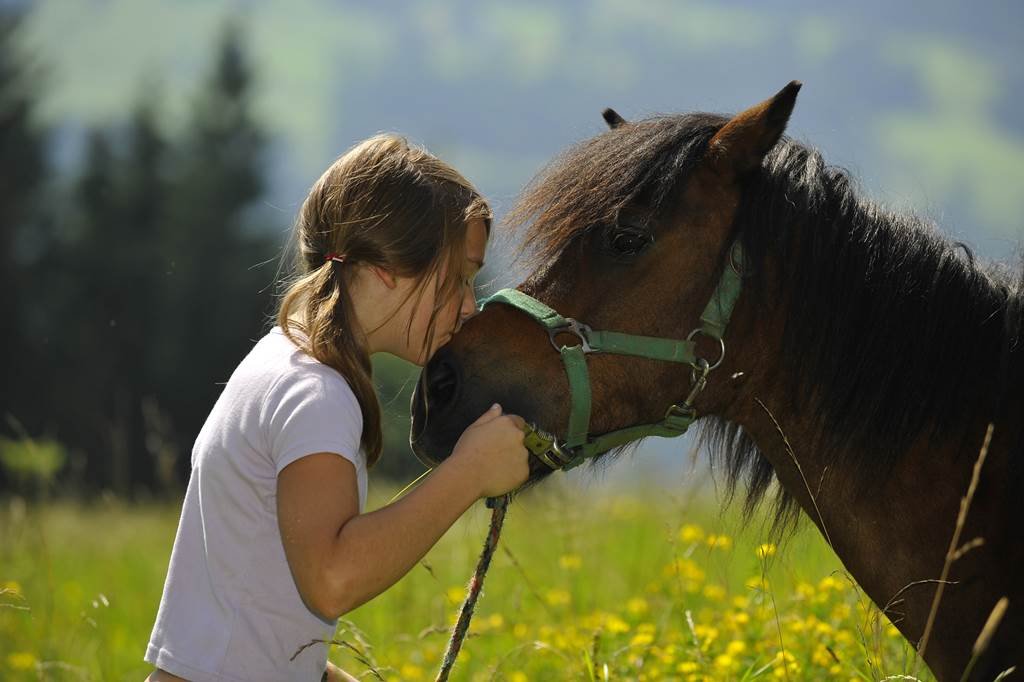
[401, 218, 488, 366]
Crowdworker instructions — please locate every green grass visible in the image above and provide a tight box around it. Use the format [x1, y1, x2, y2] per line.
[0, 478, 933, 681]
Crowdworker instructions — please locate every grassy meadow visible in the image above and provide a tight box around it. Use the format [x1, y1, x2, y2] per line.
[0, 475, 934, 681]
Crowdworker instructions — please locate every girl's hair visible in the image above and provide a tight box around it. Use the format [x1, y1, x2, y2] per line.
[276, 134, 491, 467]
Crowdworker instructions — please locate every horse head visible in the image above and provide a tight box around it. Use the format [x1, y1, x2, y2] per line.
[411, 82, 801, 482]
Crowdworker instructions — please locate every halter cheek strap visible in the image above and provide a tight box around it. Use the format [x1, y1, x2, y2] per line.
[479, 242, 744, 471]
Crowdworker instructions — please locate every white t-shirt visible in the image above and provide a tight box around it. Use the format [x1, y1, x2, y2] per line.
[145, 326, 368, 681]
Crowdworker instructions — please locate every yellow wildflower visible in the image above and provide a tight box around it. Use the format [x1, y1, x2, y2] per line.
[663, 558, 706, 582]
[445, 586, 465, 605]
[812, 644, 834, 667]
[399, 663, 425, 679]
[831, 602, 852, 620]
[771, 650, 801, 676]
[725, 640, 746, 656]
[679, 523, 705, 543]
[705, 534, 733, 550]
[818, 575, 842, 591]
[627, 597, 649, 615]
[834, 629, 855, 645]
[630, 631, 655, 647]
[693, 624, 719, 650]
[786, 618, 808, 634]
[544, 589, 570, 607]
[7, 652, 37, 670]
[558, 554, 582, 570]
[605, 614, 630, 634]
[755, 543, 777, 559]
[745, 575, 770, 591]
[676, 661, 700, 674]
[813, 619, 833, 637]
[702, 584, 726, 601]
[657, 643, 677, 664]
[714, 653, 739, 673]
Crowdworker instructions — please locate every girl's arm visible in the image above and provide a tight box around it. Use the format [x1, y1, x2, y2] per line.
[277, 405, 527, 620]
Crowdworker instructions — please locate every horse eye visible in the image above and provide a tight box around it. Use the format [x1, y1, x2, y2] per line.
[608, 229, 651, 257]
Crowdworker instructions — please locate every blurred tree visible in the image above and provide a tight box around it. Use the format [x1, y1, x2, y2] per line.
[15, 20, 275, 498]
[149, 20, 276, 489]
[0, 7, 48, 445]
[1, 14, 428, 497]
[64, 128, 124, 494]
[50, 93, 171, 498]
[120, 85, 171, 493]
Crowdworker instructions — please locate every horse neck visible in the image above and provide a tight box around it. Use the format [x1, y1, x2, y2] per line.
[716, 200, 1022, 678]
[738, 388, 1017, 678]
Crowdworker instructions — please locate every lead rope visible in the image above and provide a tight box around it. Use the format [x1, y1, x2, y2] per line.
[435, 494, 510, 682]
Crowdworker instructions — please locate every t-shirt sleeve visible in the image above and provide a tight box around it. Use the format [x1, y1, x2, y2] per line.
[264, 368, 365, 476]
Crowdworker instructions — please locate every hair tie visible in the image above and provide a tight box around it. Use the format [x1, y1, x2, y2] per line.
[325, 252, 346, 264]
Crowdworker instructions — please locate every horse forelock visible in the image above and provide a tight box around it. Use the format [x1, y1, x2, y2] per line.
[506, 113, 726, 269]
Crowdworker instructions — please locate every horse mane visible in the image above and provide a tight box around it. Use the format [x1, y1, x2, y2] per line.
[716, 132, 1023, 528]
[508, 113, 1024, 527]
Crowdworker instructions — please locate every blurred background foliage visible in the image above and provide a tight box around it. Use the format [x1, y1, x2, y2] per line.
[1, 0, 1022, 498]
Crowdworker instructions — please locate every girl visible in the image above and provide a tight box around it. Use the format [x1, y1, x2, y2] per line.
[144, 134, 531, 681]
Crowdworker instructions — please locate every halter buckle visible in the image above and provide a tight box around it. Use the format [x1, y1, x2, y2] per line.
[523, 422, 575, 470]
[683, 357, 711, 409]
[663, 402, 697, 431]
[548, 318, 595, 353]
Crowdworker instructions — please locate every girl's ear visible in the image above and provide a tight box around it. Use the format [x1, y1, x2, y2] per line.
[368, 265, 398, 289]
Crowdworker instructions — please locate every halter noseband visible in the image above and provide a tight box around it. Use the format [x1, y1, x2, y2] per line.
[479, 242, 744, 471]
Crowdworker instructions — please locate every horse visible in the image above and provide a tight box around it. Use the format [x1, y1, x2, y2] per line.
[409, 82, 1024, 680]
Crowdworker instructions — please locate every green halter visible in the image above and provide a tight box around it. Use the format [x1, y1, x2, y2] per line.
[479, 242, 744, 471]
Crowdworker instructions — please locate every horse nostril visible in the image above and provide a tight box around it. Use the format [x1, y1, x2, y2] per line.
[427, 356, 460, 410]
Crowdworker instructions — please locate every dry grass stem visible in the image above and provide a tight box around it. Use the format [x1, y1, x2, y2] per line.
[972, 596, 1009, 656]
[958, 596, 1010, 682]
[916, 423, 994, 668]
[754, 397, 833, 549]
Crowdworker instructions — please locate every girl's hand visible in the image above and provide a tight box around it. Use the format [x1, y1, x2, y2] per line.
[450, 403, 530, 498]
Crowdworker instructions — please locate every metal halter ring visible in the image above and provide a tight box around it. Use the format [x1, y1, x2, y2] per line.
[548, 318, 595, 353]
[686, 328, 726, 371]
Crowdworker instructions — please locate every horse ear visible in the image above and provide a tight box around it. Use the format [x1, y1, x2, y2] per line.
[602, 108, 627, 129]
[707, 81, 801, 177]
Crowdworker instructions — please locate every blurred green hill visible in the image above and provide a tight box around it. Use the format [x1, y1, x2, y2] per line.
[23, 0, 1024, 252]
